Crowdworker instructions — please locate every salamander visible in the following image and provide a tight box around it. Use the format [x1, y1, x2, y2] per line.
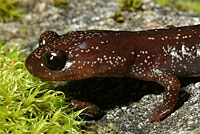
[25, 24, 200, 122]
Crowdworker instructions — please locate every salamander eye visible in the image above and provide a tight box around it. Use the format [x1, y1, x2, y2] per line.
[43, 50, 66, 70]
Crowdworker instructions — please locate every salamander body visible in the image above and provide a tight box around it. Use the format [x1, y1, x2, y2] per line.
[25, 24, 200, 122]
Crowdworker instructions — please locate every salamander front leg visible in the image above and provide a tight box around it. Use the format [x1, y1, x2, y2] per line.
[70, 99, 105, 119]
[149, 70, 180, 122]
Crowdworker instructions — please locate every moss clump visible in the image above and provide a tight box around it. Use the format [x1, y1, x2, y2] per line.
[52, 0, 69, 9]
[0, 0, 23, 22]
[117, 0, 144, 11]
[0, 42, 85, 133]
[153, 0, 200, 15]
[113, 0, 143, 22]
[176, 0, 200, 15]
[112, 11, 124, 23]
[153, 0, 174, 7]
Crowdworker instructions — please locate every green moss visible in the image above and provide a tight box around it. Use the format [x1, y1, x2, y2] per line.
[0, 0, 23, 22]
[117, 0, 144, 11]
[153, 0, 200, 15]
[153, 0, 174, 7]
[0, 42, 85, 133]
[176, 0, 200, 15]
[112, 11, 124, 23]
[113, 0, 143, 22]
[52, 0, 69, 9]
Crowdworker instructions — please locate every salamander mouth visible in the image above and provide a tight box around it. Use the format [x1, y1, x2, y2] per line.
[26, 65, 76, 81]
[40, 73, 79, 81]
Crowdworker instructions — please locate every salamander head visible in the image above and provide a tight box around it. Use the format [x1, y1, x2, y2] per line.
[25, 31, 100, 81]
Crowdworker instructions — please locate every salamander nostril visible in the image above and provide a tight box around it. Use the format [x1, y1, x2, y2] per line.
[43, 49, 67, 70]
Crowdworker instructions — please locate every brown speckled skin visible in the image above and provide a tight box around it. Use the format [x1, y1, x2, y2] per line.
[26, 24, 200, 122]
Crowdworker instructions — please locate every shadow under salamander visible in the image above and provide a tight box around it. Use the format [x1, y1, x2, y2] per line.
[55, 76, 195, 120]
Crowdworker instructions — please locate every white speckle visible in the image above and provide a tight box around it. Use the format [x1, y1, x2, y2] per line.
[148, 37, 155, 40]
[181, 44, 191, 57]
[153, 69, 163, 76]
[182, 36, 188, 39]
[42, 40, 45, 45]
[181, 45, 187, 57]
[197, 46, 200, 57]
